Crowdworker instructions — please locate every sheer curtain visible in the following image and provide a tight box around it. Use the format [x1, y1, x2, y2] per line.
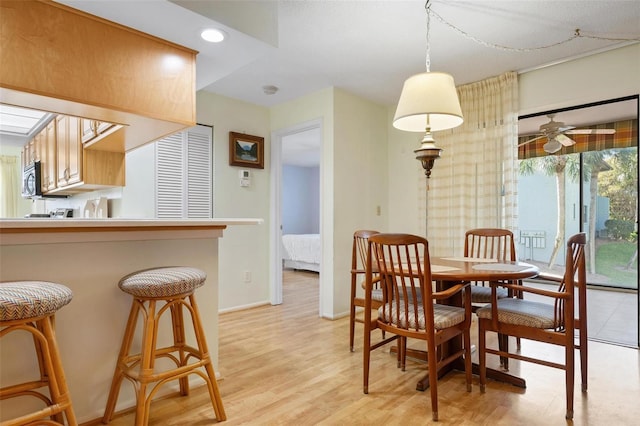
[0, 155, 20, 217]
[422, 71, 519, 256]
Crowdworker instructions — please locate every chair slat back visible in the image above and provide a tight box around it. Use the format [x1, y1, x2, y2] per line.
[368, 233, 433, 333]
[464, 228, 516, 261]
[554, 233, 587, 330]
[353, 230, 380, 272]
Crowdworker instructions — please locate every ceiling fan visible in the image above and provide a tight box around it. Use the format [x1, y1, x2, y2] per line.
[519, 114, 616, 154]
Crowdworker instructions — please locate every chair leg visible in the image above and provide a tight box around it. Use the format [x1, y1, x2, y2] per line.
[426, 339, 439, 422]
[170, 303, 189, 396]
[580, 328, 588, 392]
[349, 279, 357, 352]
[103, 300, 142, 423]
[40, 316, 78, 426]
[188, 294, 226, 421]
[565, 341, 575, 420]
[32, 320, 65, 425]
[497, 333, 510, 370]
[463, 329, 472, 392]
[478, 321, 486, 393]
[363, 326, 371, 394]
[349, 306, 356, 352]
[134, 299, 158, 426]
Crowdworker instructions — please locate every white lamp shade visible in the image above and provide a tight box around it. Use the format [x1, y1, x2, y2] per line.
[393, 72, 463, 132]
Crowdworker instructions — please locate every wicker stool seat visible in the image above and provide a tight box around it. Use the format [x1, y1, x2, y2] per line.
[102, 267, 226, 425]
[0, 281, 77, 426]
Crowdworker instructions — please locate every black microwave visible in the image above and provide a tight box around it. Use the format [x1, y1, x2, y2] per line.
[22, 161, 42, 198]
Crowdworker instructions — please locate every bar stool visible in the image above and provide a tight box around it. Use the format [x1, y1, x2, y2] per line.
[0, 281, 77, 426]
[102, 266, 226, 425]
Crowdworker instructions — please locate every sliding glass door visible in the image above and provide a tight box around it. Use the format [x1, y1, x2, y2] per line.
[518, 97, 638, 347]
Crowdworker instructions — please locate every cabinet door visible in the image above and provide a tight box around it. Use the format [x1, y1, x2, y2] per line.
[56, 115, 69, 186]
[81, 118, 96, 143]
[43, 120, 57, 192]
[57, 115, 83, 187]
[25, 138, 36, 164]
[67, 116, 82, 185]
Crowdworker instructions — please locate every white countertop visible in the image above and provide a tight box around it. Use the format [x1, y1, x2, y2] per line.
[0, 218, 263, 229]
[0, 218, 263, 244]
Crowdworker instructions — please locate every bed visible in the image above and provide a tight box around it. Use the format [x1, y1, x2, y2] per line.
[282, 233, 320, 273]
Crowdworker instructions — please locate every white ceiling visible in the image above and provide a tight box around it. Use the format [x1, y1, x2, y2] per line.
[21, 1, 640, 162]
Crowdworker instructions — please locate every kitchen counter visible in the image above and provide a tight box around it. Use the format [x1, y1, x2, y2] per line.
[0, 218, 261, 422]
[0, 218, 262, 244]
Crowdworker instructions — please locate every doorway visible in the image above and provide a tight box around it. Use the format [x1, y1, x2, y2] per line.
[270, 119, 322, 311]
[518, 96, 639, 347]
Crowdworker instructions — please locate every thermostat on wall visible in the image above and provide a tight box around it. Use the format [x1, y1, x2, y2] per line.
[239, 169, 250, 187]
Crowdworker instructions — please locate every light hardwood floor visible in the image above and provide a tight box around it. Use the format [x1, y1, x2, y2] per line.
[101, 270, 639, 425]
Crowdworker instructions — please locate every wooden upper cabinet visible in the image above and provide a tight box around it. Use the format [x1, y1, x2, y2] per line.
[57, 115, 82, 187]
[0, 0, 197, 152]
[42, 120, 57, 192]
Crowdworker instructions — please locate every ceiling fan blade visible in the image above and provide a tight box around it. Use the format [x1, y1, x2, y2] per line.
[565, 128, 616, 135]
[557, 125, 575, 133]
[556, 134, 575, 146]
[517, 135, 546, 147]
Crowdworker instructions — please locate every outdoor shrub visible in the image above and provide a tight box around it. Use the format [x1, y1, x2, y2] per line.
[604, 219, 634, 240]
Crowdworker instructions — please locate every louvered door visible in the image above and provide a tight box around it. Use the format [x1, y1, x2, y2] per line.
[155, 125, 212, 218]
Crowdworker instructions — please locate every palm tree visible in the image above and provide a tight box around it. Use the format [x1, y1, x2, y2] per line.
[520, 151, 610, 273]
[582, 151, 609, 274]
[520, 154, 581, 268]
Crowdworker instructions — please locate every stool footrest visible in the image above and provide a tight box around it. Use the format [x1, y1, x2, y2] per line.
[122, 357, 211, 384]
[0, 381, 52, 400]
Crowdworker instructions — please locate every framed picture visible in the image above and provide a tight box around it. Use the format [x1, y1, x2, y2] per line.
[229, 132, 264, 169]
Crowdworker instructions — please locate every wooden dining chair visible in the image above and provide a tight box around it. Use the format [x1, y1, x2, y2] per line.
[465, 228, 522, 353]
[464, 228, 520, 308]
[363, 233, 473, 421]
[477, 232, 587, 420]
[349, 229, 382, 351]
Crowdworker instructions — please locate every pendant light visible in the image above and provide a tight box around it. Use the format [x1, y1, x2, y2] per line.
[393, 0, 463, 178]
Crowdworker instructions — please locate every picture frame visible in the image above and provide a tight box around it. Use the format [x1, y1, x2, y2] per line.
[229, 132, 264, 169]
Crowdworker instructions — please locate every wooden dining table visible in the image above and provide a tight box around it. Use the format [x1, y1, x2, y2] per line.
[408, 256, 540, 391]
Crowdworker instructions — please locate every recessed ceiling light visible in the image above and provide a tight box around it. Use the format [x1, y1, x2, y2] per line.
[200, 28, 225, 43]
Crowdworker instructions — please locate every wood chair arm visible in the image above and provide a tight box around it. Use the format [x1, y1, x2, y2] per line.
[432, 282, 470, 300]
[533, 272, 564, 283]
[499, 283, 569, 299]
[361, 275, 382, 290]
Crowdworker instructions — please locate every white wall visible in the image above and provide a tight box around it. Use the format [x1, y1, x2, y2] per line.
[270, 88, 335, 317]
[196, 91, 272, 312]
[270, 87, 388, 318]
[282, 165, 319, 234]
[386, 107, 425, 236]
[331, 89, 388, 317]
[519, 43, 640, 115]
[117, 142, 156, 218]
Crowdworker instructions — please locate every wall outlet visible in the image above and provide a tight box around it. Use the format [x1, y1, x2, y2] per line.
[243, 270, 252, 283]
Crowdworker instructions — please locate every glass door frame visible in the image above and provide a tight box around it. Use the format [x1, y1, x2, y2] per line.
[518, 94, 639, 347]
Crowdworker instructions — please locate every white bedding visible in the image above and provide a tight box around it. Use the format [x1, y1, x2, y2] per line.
[282, 234, 320, 272]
